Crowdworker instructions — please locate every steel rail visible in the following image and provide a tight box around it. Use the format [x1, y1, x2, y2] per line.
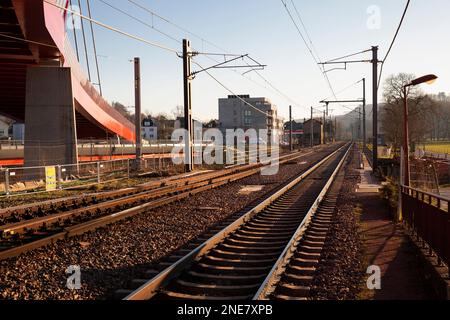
[124, 143, 348, 300]
[0, 149, 306, 220]
[253, 143, 352, 300]
[0, 147, 325, 260]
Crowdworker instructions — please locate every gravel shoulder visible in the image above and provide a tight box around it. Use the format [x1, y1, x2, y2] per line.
[309, 146, 365, 300]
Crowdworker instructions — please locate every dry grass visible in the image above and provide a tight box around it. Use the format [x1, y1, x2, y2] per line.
[419, 142, 450, 155]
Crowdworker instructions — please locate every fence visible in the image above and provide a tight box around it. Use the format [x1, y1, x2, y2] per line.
[0, 142, 283, 197]
[0, 156, 182, 197]
[401, 185, 450, 276]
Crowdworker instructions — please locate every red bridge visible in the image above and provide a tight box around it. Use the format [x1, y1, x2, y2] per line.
[0, 0, 135, 166]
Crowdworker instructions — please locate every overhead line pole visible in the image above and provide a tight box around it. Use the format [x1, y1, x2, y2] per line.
[363, 78, 366, 151]
[289, 105, 293, 151]
[358, 106, 361, 143]
[183, 39, 194, 172]
[134, 57, 142, 171]
[310, 107, 313, 148]
[319, 47, 380, 173]
[372, 46, 379, 174]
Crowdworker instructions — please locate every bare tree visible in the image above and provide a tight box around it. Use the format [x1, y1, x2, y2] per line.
[381, 73, 435, 151]
[171, 105, 184, 120]
[111, 101, 134, 122]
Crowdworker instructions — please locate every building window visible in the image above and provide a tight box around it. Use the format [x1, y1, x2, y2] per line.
[244, 110, 252, 125]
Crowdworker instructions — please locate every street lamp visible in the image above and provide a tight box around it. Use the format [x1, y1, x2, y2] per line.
[403, 74, 438, 186]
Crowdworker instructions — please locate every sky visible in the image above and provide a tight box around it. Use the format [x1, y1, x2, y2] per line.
[69, 0, 450, 122]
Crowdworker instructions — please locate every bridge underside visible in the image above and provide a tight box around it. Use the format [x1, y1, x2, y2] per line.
[0, 0, 135, 165]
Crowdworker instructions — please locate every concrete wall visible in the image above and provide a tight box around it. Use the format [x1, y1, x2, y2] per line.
[24, 67, 78, 167]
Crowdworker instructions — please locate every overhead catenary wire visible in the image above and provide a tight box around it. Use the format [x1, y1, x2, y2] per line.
[281, 0, 359, 117]
[44, 0, 179, 54]
[280, 0, 337, 100]
[68, 0, 80, 61]
[77, 0, 92, 81]
[321, 79, 364, 102]
[98, 0, 181, 45]
[323, 49, 372, 64]
[192, 60, 272, 118]
[377, 0, 411, 89]
[101, 0, 294, 112]
[86, 0, 103, 95]
[127, 0, 220, 52]
[100, 0, 298, 112]
[290, 0, 322, 63]
[0, 33, 57, 49]
[127, 0, 310, 114]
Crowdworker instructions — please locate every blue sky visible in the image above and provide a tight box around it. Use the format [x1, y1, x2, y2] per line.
[70, 0, 450, 121]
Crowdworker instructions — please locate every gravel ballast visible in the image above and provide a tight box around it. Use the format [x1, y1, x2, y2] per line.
[0, 146, 340, 300]
[309, 146, 364, 300]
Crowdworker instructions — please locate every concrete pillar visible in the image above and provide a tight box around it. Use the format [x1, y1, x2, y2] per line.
[24, 67, 78, 168]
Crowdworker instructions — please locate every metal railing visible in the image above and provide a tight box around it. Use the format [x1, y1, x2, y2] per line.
[401, 185, 450, 276]
[0, 156, 182, 198]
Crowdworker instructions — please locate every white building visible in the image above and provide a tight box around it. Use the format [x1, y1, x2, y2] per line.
[0, 116, 13, 139]
[141, 118, 158, 142]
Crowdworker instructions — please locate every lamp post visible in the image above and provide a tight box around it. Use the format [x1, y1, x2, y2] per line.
[402, 74, 438, 186]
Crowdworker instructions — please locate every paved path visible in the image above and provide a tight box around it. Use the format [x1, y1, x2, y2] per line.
[357, 153, 436, 300]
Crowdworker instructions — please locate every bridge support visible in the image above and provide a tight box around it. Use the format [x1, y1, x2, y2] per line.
[24, 67, 78, 168]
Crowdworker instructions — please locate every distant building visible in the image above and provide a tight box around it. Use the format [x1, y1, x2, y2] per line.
[175, 117, 203, 142]
[283, 120, 304, 145]
[204, 119, 219, 129]
[12, 123, 25, 141]
[141, 118, 157, 141]
[218, 95, 283, 140]
[303, 119, 324, 146]
[153, 117, 175, 140]
[0, 116, 13, 139]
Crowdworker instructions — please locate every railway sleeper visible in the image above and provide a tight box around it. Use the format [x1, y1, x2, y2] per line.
[211, 249, 280, 260]
[286, 265, 316, 276]
[236, 228, 296, 238]
[185, 271, 266, 285]
[194, 262, 272, 275]
[276, 283, 310, 297]
[282, 273, 314, 286]
[202, 255, 277, 268]
[225, 237, 287, 246]
[289, 257, 319, 268]
[230, 233, 292, 243]
[159, 290, 251, 300]
[170, 279, 260, 296]
[242, 224, 299, 233]
[218, 243, 285, 253]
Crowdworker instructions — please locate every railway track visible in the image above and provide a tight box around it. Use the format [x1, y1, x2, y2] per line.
[0, 146, 337, 260]
[0, 147, 307, 222]
[121, 143, 352, 300]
